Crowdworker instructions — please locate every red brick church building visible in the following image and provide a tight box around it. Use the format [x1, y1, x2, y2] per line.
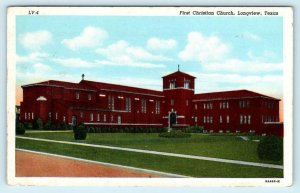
[20, 70, 283, 136]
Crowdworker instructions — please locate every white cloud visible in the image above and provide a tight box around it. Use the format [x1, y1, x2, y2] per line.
[19, 30, 52, 50]
[62, 26, 108, 50]
[95, 40, 171, 68]
[16, 52, 49, 63]
[203, 59, 282, 73]
[179, 32, 230, 63]
[147, 37, 177, 50]
[33, 63, 52, 73]
[53, 58, 94, 68]
[243, 32, 261, 41]
[190, 72, 283, 99]
[95, 60, 165, 68]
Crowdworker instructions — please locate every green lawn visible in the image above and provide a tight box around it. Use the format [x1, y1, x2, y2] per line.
[16, 137, 283, 178]
[19, 132, 283, 165]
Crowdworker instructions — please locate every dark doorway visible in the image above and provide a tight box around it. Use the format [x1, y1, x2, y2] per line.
[71, 115, 77, 126]
[169, 112, 177, 128]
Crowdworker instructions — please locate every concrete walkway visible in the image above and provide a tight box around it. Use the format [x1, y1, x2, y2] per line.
[16, 136, 283, 169]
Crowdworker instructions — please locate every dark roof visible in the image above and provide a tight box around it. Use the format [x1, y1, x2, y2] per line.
[79, 80, 163, 97]
[162, 71, 196, 78]
[22, 80, 96, 91]
[193, 89, 280, 101]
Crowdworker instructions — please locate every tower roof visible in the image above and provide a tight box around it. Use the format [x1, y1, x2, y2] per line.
[162, 71, 196, 79]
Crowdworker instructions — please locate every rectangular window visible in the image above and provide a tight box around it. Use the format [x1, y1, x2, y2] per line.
[219, 102, 222, 109]
[28, 113, 30, 120]
[63, 116, 66, 122]
[32, 112, 34, 120]
[103, 114, 106, 122]
[204, 104, 206, 109]
[118, 115, 121, 124]
[90, 113, 93, 121]
[184, 80, 190, 89]
[226, 102, 229, 109]
[49, 112, 51, 118]
[55, 112, 58, 120]
[195, 116, 198, 122]
[210, 103, 213, 109]
[88, 93, 92, 100]
[141, 99, 147, 113]
[125, 97, 131, 112]
[108, 95, 115, 110]
[76, 92, 80, 100]
[186, 100, 189, 106]
[248, 115, 251, 124]
[171, 99, 174, 106]
[25, 112, 27, 120]
[111, 115, 114, 122]
[240, 115, 243, 124]
[210, 116, 213, 123]
[244, 115, 247, 124]
[220, 116, 222, 123]
[170, 81, 175, 89]
[80, 112, 83, 118]
[203, 116, 206, 123]
[155, 101, 160, 114]
[195, 104, 197, 110]
[227, 115, 229, 123]
[97, 113, 100, 121]
[247, 101, 250, 107]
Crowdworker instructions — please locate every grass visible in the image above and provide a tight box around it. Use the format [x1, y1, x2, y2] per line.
[16, 137, 283, 178]
[20, 132, 283, 165]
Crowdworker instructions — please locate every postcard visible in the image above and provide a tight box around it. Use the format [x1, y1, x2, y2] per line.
[7, 6, 293, 187]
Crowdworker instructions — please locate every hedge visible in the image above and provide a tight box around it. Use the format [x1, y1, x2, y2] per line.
[257, 135, 283, 161]
[159, 130, 191, 138]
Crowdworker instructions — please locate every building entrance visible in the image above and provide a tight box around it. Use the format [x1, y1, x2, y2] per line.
[169, 112, 177, 128]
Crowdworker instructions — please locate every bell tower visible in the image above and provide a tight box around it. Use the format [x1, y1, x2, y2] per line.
[162, 69, 196, 128]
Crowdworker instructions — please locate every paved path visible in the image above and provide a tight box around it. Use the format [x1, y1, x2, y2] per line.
[16, 149, 187, 177]
[17, 136, 283, 169]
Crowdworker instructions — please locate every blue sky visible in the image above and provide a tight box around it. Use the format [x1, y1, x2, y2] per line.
[16, 16, 283, 103]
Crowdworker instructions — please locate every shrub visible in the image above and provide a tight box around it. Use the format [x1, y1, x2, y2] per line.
[74, 124, 88, 140]
[16, 122, 25, 135]
[44, 120, 51, 130]
[32, 118, 43, 130]
[186, 126, 204, 133]
[50, 123, 57, 130]
[24, 122, 32, 130]
[257, 135, 283, 161]
[57, 122, 69, 130]
[159, 130, 191, 138]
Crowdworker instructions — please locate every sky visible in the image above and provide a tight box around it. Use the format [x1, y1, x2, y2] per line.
[16, 16, 283, 106]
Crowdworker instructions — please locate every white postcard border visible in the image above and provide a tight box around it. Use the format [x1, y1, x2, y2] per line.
[7, 6, 293, 187]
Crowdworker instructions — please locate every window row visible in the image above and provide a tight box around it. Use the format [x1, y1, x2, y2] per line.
[203, 116, 213, 123]
[76, 92, 92, 100]
[219, 115, 230, 123]
[239, 100, 250, 108]
[107, 95, 161, 114]
[262, 101, 275, 109]
[261, 115, 279, 123]
[88, 113, 122, 124]
[24, 112, 34, 120]
[240, 115, 251, 124]
[204, 103, 213, 109]
[48, 112, 66, 122]
[219, 102, 229, 109]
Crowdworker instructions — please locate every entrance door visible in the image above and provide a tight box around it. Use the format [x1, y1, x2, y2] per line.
[169, 112, 177, 128]
[71, 115, 77, 126]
